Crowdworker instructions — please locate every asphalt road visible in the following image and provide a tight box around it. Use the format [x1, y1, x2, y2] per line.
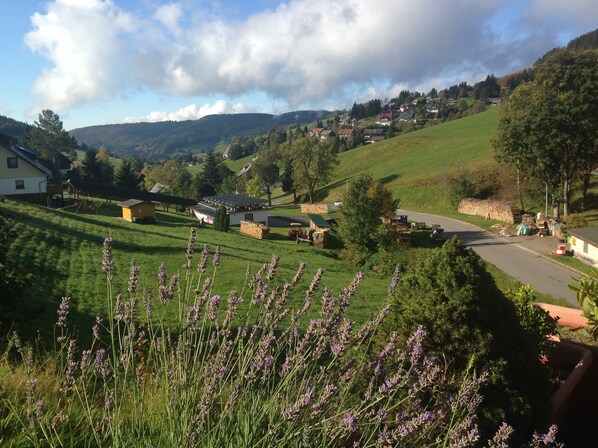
[398, 210, 578, 305]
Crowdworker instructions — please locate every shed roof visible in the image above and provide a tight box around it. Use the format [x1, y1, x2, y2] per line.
[307, 213, 331, 228]
[203, 194, 267, 212]
[119, 199, 152, 208]
[568, 227, 598, 246]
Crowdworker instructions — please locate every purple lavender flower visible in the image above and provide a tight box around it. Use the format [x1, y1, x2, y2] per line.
[157, 262, 167, 286]
[197, 244, 210, 273]
[184, 227, 197, 269]
[388, 264, 401, 295]
[101, 237, 114, 279]
[207, 294, 221, 321]
[212, 245, 221, 267]
[344, 411, 359, 433]
[56, 296, 70, 328]
[128, 261, 140, 293]
[307, 268, 324, 297]
[291, 261, 306, 286]
[92, 316, 101, 341]
[266, 254, 279, 280]
[94, 349, 111, 377]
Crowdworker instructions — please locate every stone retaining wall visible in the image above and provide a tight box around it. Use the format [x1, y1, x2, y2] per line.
[300, 203, 330, 214]
[458, 198, 522, 223]
[240, 220, 270, 239]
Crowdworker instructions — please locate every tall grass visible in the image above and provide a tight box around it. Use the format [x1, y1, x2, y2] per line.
[0, 230, 564, 447]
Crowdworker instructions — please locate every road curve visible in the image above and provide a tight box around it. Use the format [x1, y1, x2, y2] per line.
[398, 210, 578, 305]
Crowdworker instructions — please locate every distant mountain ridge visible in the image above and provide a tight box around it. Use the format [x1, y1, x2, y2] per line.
[69, 110, 330, 160]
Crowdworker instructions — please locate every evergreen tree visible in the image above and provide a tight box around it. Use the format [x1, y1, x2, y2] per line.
[114, 158, 141, 189]
[24, 109, 76, 178]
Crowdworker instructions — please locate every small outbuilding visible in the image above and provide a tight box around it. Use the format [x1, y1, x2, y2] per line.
[119, 199, 156, 223]
[567, 227, 598, 266]
[192, 194, 268, 226]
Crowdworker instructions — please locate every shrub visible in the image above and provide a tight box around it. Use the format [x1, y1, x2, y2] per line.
[382, 237, 553, 444]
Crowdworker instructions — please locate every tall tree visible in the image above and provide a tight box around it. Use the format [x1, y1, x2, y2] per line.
[336, 174, 398, 264]
[80, 148, 114, 183]
[24, 109, 76, 178]
[114, 158, 141, 190]
[291, 136, 338, 204]
[494, 50, 598, 217]
[252, 146, 280, 206]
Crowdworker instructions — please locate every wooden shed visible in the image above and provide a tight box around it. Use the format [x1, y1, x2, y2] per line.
[119, 199, 156, 223]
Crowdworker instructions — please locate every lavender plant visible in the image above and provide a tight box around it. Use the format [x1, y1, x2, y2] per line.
[2, 229, 565, 447]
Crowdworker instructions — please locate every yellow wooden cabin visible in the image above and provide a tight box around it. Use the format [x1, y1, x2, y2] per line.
[119, 199, 156, 223]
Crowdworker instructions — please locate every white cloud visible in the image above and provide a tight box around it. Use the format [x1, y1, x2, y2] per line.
[24, 0, 596, 122]
[25, 0, 137, 113]
[153, 3, 183, 36]
[123, 100, 250, 123]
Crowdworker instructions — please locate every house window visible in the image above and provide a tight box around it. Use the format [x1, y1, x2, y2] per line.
[15, 180, 25, 190]
[7, 157, 18, 169]
[244, 213, 254, 221]
[583, 240, 589, 254]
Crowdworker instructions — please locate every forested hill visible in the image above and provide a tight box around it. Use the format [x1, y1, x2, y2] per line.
[0, 115, 31, 139]
[69, 110, 329, 160]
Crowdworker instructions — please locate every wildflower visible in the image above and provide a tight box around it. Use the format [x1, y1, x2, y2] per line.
[344, 411, 359, 433]
[184, 227, 197, 269]
[197, 244, 210, 273]
[51, 411, 68, 429]
[187, 306, 200, 331]
[143, 289, 153, 320]
[291, 261, 306, 285]
[207, 294, 221, 321]
[284, 388, 315, 421]
[224, 290, 243, 326]
[157, 262, 167, 286]
[388, 264, 401, 295]
[101, 237, 114, 279]
[56, 296, 70, 329]
[80, 350, 92, 371]
[128, 260, 140, 293]
[94, 349, 111, 377]
[266, 254, 279, 280]
[330, 318, 353, 356]
[92, 316, 101, 341]
[65, 339, 78, 394]
[307, 268, 324, 297]
[213, 245, 221, 266]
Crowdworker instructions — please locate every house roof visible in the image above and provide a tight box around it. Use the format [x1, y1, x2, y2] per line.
[119, 199, 152, 208]
[568, 227, 598, 246]
[307, 213, 330, 229]
[202, 194, 267, 212]
[68, 178, 196, 206]
[0, 133, 53, 177]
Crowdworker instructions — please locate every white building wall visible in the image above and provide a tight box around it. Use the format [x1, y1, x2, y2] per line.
[570, 236, 598, 266]
[0, 176, 47, 195]
[229, 210, 269, 226]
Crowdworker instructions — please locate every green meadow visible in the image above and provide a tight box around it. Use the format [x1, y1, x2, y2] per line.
[0, 199, 391, 339]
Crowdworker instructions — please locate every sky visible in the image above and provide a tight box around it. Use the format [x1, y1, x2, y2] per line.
[0, 0, 596, 131]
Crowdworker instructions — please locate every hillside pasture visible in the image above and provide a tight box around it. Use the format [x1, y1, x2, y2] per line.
[0, 199, 390, 340]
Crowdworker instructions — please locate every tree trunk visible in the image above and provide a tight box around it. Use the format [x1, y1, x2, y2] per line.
[563, 179, 571, 217]
[516, 168, 524, 212]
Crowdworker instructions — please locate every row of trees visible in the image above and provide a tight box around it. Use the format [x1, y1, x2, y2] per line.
[494, 49, 598, 218]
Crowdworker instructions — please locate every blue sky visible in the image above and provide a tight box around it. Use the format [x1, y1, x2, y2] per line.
[0, 0, 595, 131]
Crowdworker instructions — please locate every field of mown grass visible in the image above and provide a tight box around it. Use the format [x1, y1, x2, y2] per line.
[0, 198, 391, 340]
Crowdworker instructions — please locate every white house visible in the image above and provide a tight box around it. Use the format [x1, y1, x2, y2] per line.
[567, 227, 598, 266]
[192, 194, 269, 225]
[0, 133, 55, 204]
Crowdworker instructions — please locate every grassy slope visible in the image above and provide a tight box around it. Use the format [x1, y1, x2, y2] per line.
[0, 199, 389, 338]
[323, 107, 500, 213]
